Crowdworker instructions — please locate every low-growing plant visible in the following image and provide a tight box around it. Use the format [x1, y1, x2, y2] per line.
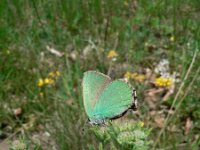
[89, 121, 151, 150]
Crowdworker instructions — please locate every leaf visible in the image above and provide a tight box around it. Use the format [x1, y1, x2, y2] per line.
[154, 116, 165, 128]
[13, 108, 22, 116]
[46, 45, 64, 57]
[145, 88, 164, 109]
[185, 117, 193, 135]
[68, 51, 78, 61]
[83, 45, 93, 58]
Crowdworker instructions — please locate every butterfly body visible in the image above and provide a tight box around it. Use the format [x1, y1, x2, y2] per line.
[82, 71, 137, 125]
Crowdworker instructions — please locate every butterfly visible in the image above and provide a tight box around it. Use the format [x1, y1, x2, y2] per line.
[82, 71, 137, 125]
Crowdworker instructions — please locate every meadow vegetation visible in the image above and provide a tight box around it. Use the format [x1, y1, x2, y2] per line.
[0, 0, 200, 149]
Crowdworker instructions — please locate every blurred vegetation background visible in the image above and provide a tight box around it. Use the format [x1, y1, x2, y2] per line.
[0, 0, 200, 149]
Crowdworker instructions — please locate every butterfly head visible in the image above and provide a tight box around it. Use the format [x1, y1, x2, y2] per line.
[88, 114, 106, 125]
[88, 118, 106, 125]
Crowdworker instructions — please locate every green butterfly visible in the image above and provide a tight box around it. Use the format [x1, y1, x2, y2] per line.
[82, 71, 137, 125]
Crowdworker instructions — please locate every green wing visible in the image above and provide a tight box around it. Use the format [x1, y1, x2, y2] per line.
[92, 80, 132, 120]
[82, 71, 111, 118]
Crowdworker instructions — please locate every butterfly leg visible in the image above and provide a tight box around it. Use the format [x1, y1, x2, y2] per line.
[101, 119, 107, 126]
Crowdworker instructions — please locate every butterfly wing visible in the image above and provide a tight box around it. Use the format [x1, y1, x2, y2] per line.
[82, 71, 111, 118]
[92, 80, 133, 120]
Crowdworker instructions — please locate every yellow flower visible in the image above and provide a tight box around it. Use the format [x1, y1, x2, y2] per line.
[124, 71, 132, 80]
[170, 36, 175, 42]
[44, 78, 54, 85]
[131, 73, 138, 78]
[49, 78, 55, 84]
[48, 72, 56, 78]
[124, 72, 145, 82]
[37, 79, 44, 87]
[155, 77, 173, 87]
[48, 71, 61, 78]
[55, 71, 61, 76]
[138, 121, 144, 127]
[131, 73, 145, 82]
[135, 75, 145, 82]
[107, 50, 118, 59]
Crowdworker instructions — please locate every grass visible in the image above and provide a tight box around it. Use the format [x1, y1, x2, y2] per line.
[0, 0, 200, 149]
